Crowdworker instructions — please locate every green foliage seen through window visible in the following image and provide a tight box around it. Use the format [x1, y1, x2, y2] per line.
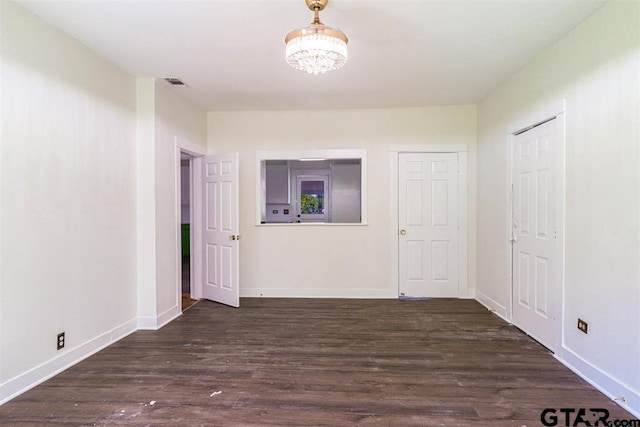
[301, 194, 324, 214]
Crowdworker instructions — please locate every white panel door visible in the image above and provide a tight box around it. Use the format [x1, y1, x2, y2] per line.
[512, 119, 559, 350]
[399, 153, 459, 297]
[202, 153, 239, 307]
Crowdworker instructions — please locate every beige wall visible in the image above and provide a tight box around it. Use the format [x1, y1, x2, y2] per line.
[477, 0, 639, 414]
[1, 0, 137, 399]
[207, 107, 477, 298]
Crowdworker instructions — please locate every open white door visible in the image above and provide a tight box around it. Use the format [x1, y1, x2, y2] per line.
[202, 153, 239, 307]
[398, 153, 459, 298]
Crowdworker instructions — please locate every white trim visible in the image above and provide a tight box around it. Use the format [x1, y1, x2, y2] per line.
[188, 156, 198, 300]
[240, 288, 395, 299]
[256, 222, 368, 227]
[175, 141, 207, 305]
[137, 305, 182, 330]
[390, 144, 468, 153]
[0, 318, 137, 405]
[458, 152, 469, 298]
[136, 316, 159, 330]
[389, 145, 469, 299]
[176, 140, 206, 302]
[389, 151, 400, 296]
[459, 288, 476, 299]
[360, 154, 368, 224]
[255, 149, 367, 225]
[505, 135, 514, 321]
[475, 290, 510, 323]
[257, 148, 366, 160]
[157, 305, 182, 329]
[191, 157, 204, 299]
[555, 349, 640, 419]
[477, 289, 640, 417]
[174, 142, 183, 313]
[508, 100, 566, 136]
[554, 113, 567, 355]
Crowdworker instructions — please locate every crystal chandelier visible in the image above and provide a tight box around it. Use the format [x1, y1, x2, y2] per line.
[285, 0, 348, 75]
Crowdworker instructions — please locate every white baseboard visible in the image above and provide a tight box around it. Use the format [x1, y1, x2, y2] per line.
[242, 288, 478, 300]
[2, 304, 184, 406]
[474, 292, 639, 417]
[240, 288, 396, 299]
[475, 290, 510, 322]
[459, 288, 476, 299]
[8, 295, 635, 421]
[136, 315, 158, 330]
[157, 305, 182, 329]
[555, 347, 640, 418]
[0, 318, 137, 406]
[137, 305, 182, 330]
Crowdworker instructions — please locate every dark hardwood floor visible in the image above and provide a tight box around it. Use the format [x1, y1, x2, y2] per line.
[0, 298, 633, 426]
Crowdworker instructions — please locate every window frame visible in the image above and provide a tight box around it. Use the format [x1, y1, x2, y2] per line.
[256, 149, 367, 226]
[296, 174, 330, 223]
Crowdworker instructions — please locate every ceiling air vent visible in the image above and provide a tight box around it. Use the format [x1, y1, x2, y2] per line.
[164, 78, 186, 86]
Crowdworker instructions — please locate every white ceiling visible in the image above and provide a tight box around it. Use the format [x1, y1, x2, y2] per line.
[17, 0, 606, 111]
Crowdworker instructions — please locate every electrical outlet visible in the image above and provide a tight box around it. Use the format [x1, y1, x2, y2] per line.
[57, 332, 65, 350]
[577, 319, 588, 334]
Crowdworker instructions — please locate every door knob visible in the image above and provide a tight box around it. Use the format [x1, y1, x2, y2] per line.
[399, 229, 407, 236]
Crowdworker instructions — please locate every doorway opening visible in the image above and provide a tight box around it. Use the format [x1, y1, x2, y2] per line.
[180, 151, 198, 311]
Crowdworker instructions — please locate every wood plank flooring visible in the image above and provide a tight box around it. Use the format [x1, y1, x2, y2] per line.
[181, 294, 199, 311]
[0, 298, 633, 426]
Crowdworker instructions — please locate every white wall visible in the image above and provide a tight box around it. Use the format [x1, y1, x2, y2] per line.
[476, 0, 640, 415]
[154, 81, 207, 317]
[0, 1, 207, 402]
[8, 0, 634, 413]
[136, 79, 207, 329]
[330, 163, 361, 223]
[207, 107, 477, 298]
[0, 1, 137, 402]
